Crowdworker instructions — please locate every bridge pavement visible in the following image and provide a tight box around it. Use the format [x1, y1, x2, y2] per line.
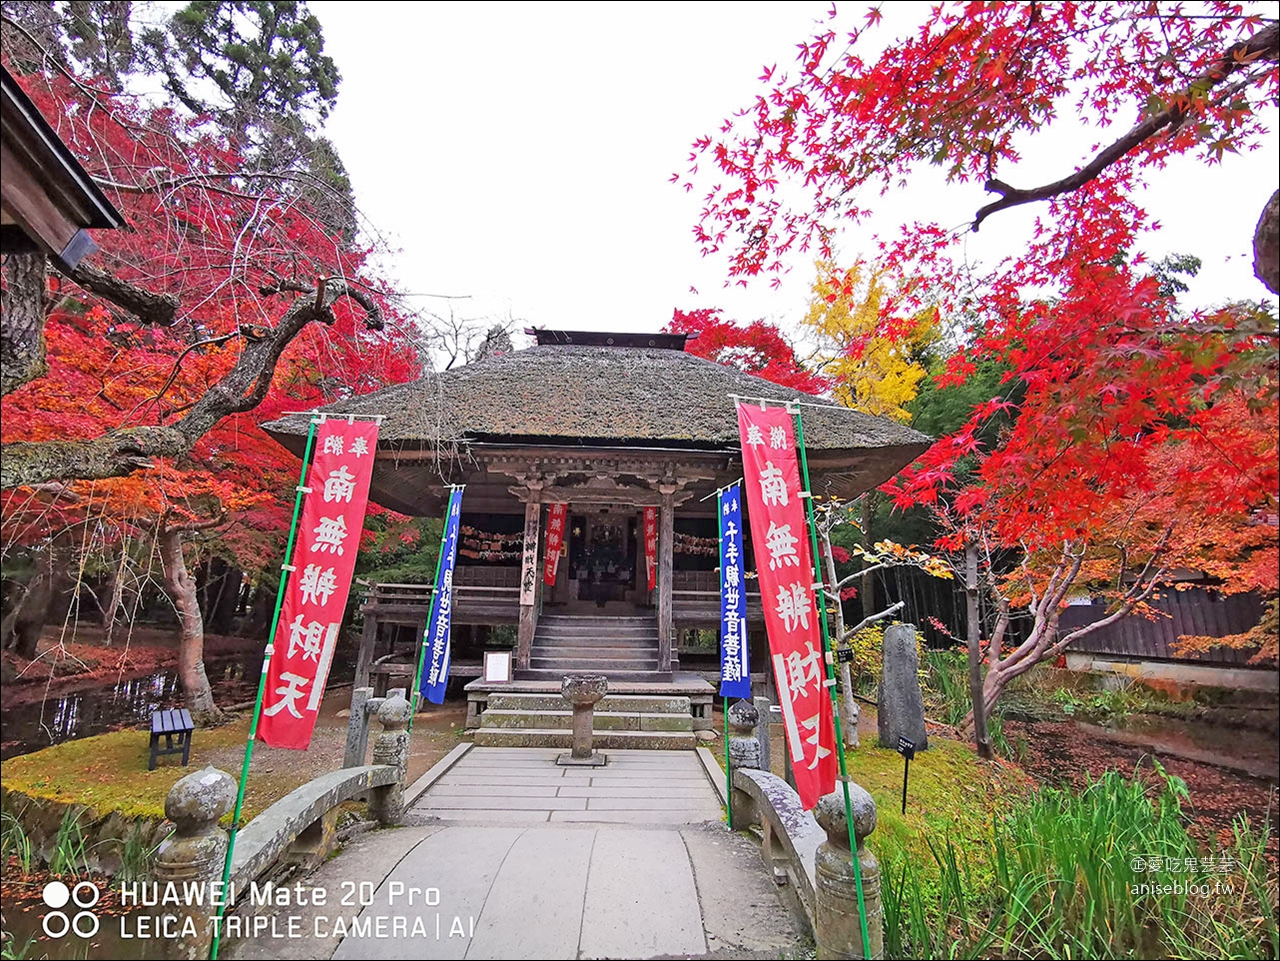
[228, 747, 802, 960]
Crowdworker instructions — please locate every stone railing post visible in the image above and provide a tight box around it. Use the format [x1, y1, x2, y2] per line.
[368, 690, 411, 825]
[343, 686, 382, 768]
[558, 673, 608, 766]
[753, 695, 772, 775]
[153, 766, 236, 961]
[813, 787, 883, 960]
[727, 700, 761, 825]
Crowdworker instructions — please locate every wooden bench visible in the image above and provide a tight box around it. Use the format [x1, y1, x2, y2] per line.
[149, 708, 194, 770]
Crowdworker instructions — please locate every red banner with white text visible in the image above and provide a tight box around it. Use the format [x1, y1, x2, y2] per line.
[643, 506, 658, 591]
[737, 403, 836, 809]
[259, 418, 380, 750]
[544, 503, 567, 586]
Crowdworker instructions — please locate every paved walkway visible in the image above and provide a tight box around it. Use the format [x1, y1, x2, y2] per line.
[410, 746, 725, 824]
[229, 746, 801, 960]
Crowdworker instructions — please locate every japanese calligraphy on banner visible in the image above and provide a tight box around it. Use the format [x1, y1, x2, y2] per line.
[543, 503, 568, 586]
[737, 403, 836, 809]
[643, 506, 658, 591]
[259, 418, 379, 750]
[718, 483, 751, 699]
[421, 487, 464, 705]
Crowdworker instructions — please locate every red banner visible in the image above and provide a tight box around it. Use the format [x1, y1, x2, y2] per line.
[737, 403, 836, 809]
[543, 503, 567, 586]
[259, 418, 380, 750]
[643, 506, 658, 591]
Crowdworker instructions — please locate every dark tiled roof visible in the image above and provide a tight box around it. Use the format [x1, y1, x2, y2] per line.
[262, 344, 930, 453]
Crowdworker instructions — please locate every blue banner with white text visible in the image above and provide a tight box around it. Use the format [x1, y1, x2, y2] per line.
[718, 483, 751, 698]
[421, 487, 464, 704]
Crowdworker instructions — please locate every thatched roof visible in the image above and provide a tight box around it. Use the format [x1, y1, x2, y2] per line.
[262, 340, 930, 455]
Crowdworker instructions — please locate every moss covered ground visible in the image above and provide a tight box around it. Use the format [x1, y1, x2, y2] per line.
[1, 702, 467, 825]
[706, 704, 1033, 889]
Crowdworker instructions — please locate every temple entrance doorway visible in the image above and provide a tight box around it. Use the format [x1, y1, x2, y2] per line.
[563, 509, 645, 611]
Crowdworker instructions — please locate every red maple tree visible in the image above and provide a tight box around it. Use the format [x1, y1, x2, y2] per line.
[0, 68, 420, 716]
[667, 307, 830, 394]
[684, 3, 1279, 732]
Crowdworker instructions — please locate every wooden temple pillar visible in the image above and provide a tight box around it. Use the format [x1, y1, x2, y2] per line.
[516, 481, 544, 671]
[657, 485, 676, 673]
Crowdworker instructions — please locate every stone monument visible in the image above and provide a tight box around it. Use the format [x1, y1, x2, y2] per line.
[877, 622, 928, 752]
[557, 673, 609, 767]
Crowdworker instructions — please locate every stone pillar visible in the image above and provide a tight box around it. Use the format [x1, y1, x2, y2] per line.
[557, 673, 608, 767]
[368, 690, 412, 825]
[516, 487, 543, 670]
[753, 695, 772, 775]
[343, 686, 376, 768]
[354, 608, 378, 691]
[727, 700, 761, 826]
[657, 487, 675, 672]
[153, 766, 236, 961]
[877, 622, 928, 752]
[813, 787, 883, 960]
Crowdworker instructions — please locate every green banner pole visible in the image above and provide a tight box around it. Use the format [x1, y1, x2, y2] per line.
[715, 490, 732, 829]
[209, 415, 320, 961]
[407, 486, 457, 737]
[792, 405, 873, 958]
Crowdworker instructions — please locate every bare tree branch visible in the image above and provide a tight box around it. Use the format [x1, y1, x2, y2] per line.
[0, 279, 381, 489]
[973, 21, 1280, 231]
[65, 262, 181, 327]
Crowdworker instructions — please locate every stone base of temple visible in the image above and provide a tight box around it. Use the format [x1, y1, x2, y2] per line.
[465, 675, 715, 749]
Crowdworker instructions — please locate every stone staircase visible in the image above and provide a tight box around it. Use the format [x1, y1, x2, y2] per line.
[521, 613, 669, 681]
[472, 691, 696, 749]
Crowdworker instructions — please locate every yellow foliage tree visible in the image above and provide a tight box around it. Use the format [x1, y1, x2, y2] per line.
[803, 260, 940, 422]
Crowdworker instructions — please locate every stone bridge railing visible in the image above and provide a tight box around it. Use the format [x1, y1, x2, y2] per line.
[725, 701, 884, 961]
[152, 691, 413, 960]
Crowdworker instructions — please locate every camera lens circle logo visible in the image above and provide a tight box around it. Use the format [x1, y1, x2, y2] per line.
[41, 879, 100, 938]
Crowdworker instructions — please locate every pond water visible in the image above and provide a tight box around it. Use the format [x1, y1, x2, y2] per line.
[1, 892, 166, 961]
[0, 653, 262, 760]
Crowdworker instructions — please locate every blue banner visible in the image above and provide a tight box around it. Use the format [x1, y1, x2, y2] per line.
[421, 487, 463, 704]
[718, 483, 751, 698]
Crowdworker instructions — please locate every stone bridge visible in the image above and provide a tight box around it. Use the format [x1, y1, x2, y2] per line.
[156, 694, 882, 961]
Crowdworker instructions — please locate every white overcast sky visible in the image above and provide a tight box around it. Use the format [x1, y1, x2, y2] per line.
[311, 1, 1279, 340]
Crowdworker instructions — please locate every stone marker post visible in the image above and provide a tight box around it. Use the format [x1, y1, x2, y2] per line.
[557, 673, 609, 766]
[154, 766, 236, 961]
[813, 787, 883, 960]
[343, 686, 379, 768]
[369, 690, 412, 825]
[877, 622, 928, 752]
[726, 700, 761, 825]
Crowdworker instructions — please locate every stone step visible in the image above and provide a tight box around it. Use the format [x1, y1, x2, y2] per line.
[537, 616, 656, 624]
[532, 639, 660, 647]
[535, 628, 659, 639]
[479, 709, 693, 733]
[518, 668, 673, 682]
[471, 727, 696, 750]
[532, 650, 665, 665]
[486, 692, 692, 713]
[530, 660, 661, 674]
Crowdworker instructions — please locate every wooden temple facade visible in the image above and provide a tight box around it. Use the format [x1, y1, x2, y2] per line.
[264, 329, 929, 708]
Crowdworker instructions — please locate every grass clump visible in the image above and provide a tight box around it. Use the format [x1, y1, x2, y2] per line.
[882, 764, 1278, 960]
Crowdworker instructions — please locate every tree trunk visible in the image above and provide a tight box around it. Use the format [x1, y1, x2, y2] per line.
[821, 531, 859, 748]
[1, 542, 54, 658]
[158, 524, 220, 724]
[860, 493, 876, 621]
[1, 250, 49, 396]
[965, 543, 993, 759]
[1254, 188, 1279, 295]
[101, 549, 128, 647]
